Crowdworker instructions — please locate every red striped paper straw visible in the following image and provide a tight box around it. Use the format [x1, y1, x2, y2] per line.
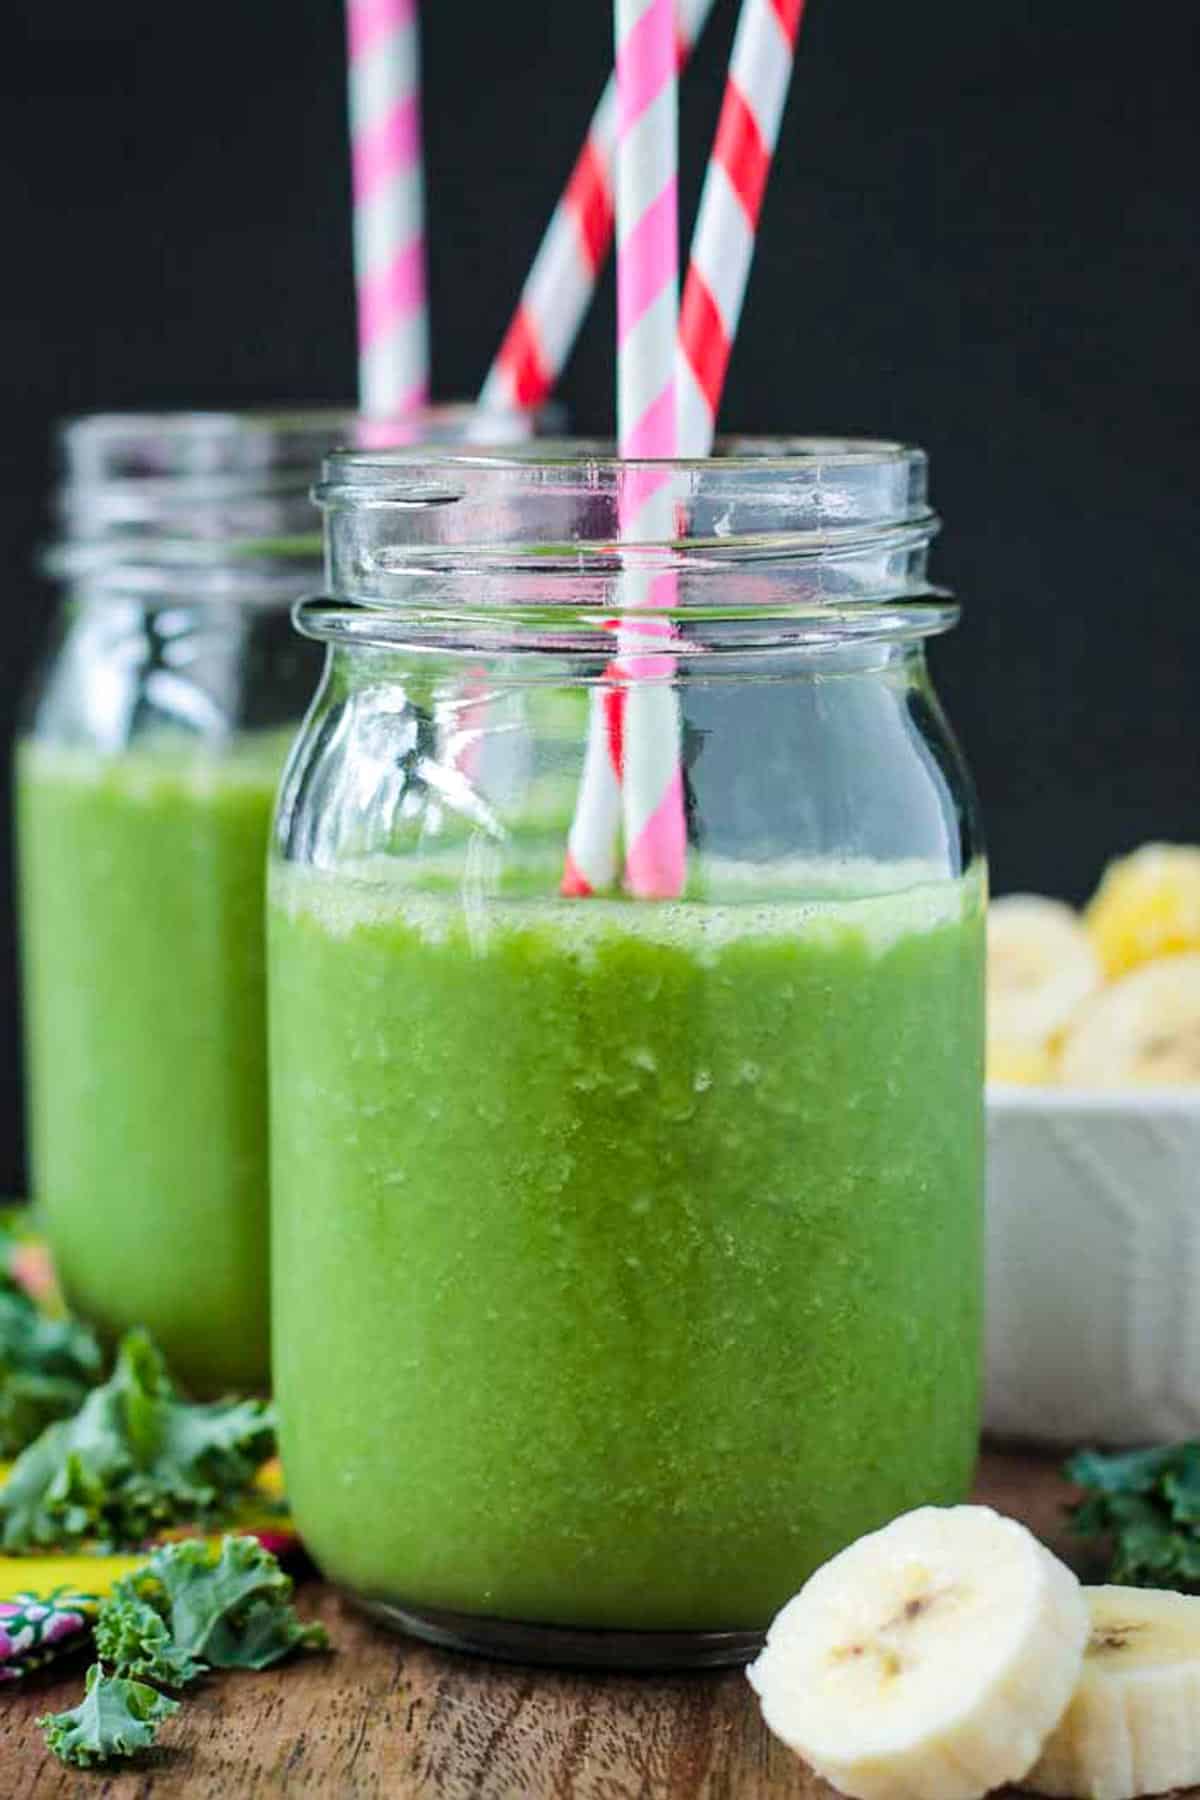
[346, 0, 430, 416]
[563, 0, 687, 902]
[561, 674, 627, 897]
[678, 0, 806, 451]
[480, 0, 716, 416]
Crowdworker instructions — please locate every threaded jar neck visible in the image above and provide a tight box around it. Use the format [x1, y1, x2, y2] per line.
[306, 438, 952, 655]
[45, 408, 539, 607]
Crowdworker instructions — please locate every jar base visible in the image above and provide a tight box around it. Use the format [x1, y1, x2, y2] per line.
[345, 1591, 764, 1671]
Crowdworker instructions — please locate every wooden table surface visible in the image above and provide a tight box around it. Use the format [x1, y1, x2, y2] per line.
[0, 1451, 1098, 1798]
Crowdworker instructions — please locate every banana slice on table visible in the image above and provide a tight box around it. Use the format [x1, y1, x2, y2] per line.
[1087, 843, 1200, 979]
[988, 896, 1101, 1064]
[1058, 953, 1200, 1087]
[746, 1505, 1088, 1800]
[1024, 1585, 1200, 1800]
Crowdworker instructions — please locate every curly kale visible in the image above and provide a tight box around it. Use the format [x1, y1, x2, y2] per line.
[38, 1664, 179, 1769]
[0, 1269, 102, 1458]
[94, 1592, 205, 1688]
[106, 1534, 329, 1674]
[40, 1535, 328, 1769]
[1067, 1443, 1200, 1588]
[0, 1329, 274, 1551]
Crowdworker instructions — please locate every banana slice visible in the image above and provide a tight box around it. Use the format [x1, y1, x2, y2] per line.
[988, 897, 1101, 1056]
[1087, 843, 1200, 979]
[746, 1505, 1088, 1800]
[1025, 1585, 1200, 1800]
[1058, 954, 1200, 1087]
[988, 1040, 1059, 1086]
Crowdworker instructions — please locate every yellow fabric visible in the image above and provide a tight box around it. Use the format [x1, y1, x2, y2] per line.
[0, 1551, 146, 1605]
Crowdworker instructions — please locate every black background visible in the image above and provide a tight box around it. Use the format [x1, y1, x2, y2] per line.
[1, 0, 1197, 1190]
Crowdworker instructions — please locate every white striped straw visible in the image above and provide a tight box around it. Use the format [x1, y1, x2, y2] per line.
[346, 0, 430, 416]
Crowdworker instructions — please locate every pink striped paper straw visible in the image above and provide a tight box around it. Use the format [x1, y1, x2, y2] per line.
[563, 0, 687, 902]
[613, 0, 687, 901]
[678, 0, 806, 452]
[613, 0, 678, 464]
[480, 0, 716, 416]
[346, 0, 430, 416]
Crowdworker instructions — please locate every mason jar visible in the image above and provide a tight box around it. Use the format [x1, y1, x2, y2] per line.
[269, 439, 986, 1666]
[16, 407, 534, 1396]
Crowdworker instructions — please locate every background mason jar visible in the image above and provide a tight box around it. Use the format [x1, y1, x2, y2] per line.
[16, 406, 536, 1395]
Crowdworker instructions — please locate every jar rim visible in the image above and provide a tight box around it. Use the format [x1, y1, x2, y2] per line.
[58, 403, 537, 485]
[316, 435, 926, 509]
[314, 433, 936, 571]
[306, 435, 951, 653]
[46, 404, 553, 600]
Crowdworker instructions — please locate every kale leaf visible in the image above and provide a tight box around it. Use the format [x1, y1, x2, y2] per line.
[0, 1269, 103, 1458]
[94, 1592, 206, 1688]
[1067, 1442, 1200, 1588]
[109, 1534, 329, 1672]
[0, 1329, 274, 1551]
[38, 1663, 179, 1768]
[41, 1536, 328, 1768]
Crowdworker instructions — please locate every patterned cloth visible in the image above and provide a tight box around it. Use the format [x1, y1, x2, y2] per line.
[0, 1553, 155, 1680]
[0, 1587, 98, 1681]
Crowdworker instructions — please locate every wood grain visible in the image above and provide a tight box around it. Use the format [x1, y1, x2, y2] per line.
[0, 1451, 1104, 1799]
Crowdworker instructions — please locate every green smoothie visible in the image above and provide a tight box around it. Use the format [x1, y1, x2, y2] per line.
[269, 859, 984, 1632]
[17, 734, 289, 1394]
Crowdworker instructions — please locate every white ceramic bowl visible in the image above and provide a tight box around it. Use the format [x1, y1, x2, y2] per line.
[986, 1086, 1200, 1446]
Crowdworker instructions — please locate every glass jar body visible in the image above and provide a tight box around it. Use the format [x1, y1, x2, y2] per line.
[269, 619, 985, 1660]
[18, 583, 316, 1394]
[17, 409, 538, 1395]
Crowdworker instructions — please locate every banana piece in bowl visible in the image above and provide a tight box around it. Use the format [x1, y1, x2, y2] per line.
[987, 896, 1101, 1082]
[1087, 844, 1200, 980]
[987, 1039, 1059, 1086]
[1058, 953, 1200, 1087]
